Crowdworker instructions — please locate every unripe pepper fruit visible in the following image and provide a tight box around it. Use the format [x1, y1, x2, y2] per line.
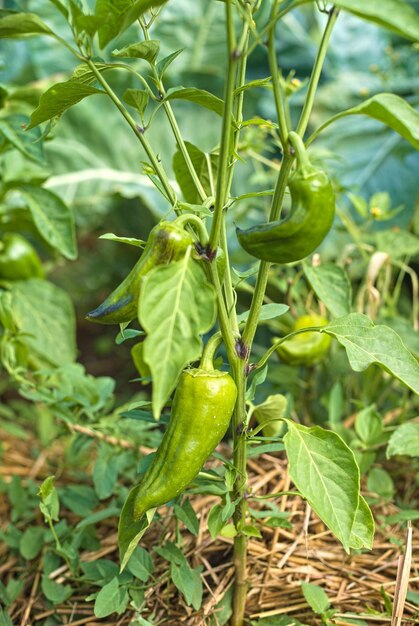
[275, 313, 331, 366]
[236, 132, 335, 264]
[0, 233, 44, 280]
[86, 220, 194, 325]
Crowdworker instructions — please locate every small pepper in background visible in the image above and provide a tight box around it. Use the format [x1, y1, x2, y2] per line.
[0, 233, 44, 281]
[275, 313, 331, 366]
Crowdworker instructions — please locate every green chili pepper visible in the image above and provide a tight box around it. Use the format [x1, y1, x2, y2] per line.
[236, 133, 335, 264]
[86, 221, 194, 325]
[275, 314, 331, 366]
[0, 233, 44, 281]
[119, 364, 237, 524]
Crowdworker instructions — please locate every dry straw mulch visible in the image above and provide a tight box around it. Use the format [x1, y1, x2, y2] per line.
[0, 427, 418, 626]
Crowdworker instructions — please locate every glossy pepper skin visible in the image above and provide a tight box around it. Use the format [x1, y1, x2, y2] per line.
[0, 233, 44, 280]
[236, 165, 335, 264]
[275, 314, 331, 366]
[123, 368, 237, 522]
[86, 221, 194, 325]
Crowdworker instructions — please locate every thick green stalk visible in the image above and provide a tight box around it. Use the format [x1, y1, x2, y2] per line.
[296, 7, 339, 137]
[85, 59, 176, 205]
[231, 357, 248, 626]
[209, 0, 238, 251]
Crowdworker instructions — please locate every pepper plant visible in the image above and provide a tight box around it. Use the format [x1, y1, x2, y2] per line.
[1, 2, 419, 625]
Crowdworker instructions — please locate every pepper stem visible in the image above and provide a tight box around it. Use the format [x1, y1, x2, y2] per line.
[200, 331, 223, 371]
[288, 132, 314, 177]
[174, 213, 209, 245]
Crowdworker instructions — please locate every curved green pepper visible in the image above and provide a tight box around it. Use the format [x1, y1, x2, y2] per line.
[0, 233, 44, 280]
[275, 314, 331, 366]
[236, 135, 335, 264]
[86, 221, 194, 325]
[120, 366, 237, 523]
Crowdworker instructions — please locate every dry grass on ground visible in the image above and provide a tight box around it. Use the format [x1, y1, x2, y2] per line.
[0, 427, 418, 626]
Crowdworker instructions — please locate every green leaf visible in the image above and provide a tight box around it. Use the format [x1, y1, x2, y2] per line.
[99, 233, 145, 247]
[19, 527, 45, 560]
[301, 582, 330, 614]
[333, 1, 419, 42]
[315, 94, 419, 150]
[96, 0, 168, 48]
[238, 303, 289, 324]
[253, 394, 287, 438]
[119, 484, 156, 572]
[41, 575, 72, 604]
[165, 87, 224, 117]
[139, 254, 216, 418]
[387, 423, 419, 458]
[11, 279, 76, 367]
[170, 561, 203, 610]
[38, 476, 60, 522]
[156, 48, 184, 78]
[173, 142, 218, 204]
[27, 80, 105, 129]
[94, 577, 121, 618]
[283, 421, 360, 552]
[0, 115, 44, 161]
[207, 503, 224, 539]
[375, 229, 419, 260]
[323, 314, 419, 395]
[122, 89, 149, 117]
[0, 609, 13, 626]
[0, 12, 55, 38]
[355, 405, 383, 445]
[303, 264, 351, 318]
[174, 499, 200, 535]
[20, 185, 77, 260]
[127, 546, 154, 582]
[93, 453, 118, 500]
[112, 40, 160, 63]
[349, 495, 374, 550]
[367, 468, 394, 500]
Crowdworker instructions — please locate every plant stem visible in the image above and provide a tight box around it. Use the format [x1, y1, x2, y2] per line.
[85, 58, 176, 205]
[231, 357, 248, 626]
[296, 7, 339, 137]
[267, 0, 288, 147]
[139, 19, 208, 203]
[209, 0, 238, 251]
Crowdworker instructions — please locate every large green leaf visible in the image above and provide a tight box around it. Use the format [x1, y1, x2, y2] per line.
[0, 12, 55, 38]
[284, 421, 360, 552]
[323, 314, 419, 395]
[11, 279, 76, 366]
[139, 253, 216, 418]
[334, 0, 419, 42]
[95, 0, 168, 48]
[19, 185, 77, 260]
[27, 80, 105, 129]
[312, 94, 419, 150]
[303, 264, 352, 318]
